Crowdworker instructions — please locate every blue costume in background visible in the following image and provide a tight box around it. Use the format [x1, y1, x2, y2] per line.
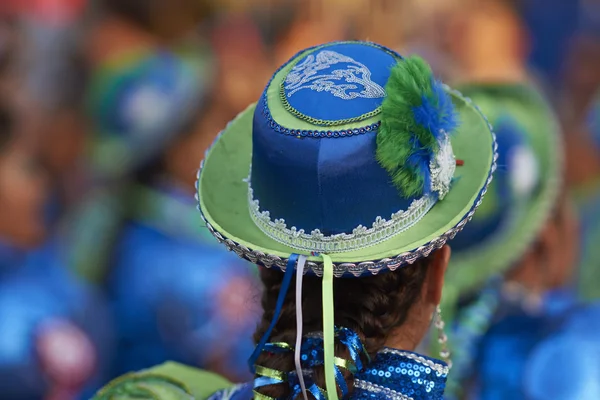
[0, 240, 114, 399]
[74, 43, 261, 380]
[110, 183, 259, 380]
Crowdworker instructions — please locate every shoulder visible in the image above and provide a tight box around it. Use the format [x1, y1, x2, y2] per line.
[93, 362, 235, 400]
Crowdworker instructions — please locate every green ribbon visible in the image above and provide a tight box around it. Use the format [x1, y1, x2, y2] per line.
[321, 254, 338, 400]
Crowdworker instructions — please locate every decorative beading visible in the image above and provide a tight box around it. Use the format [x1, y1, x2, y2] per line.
[354, 380, 413, 400]
[283, 50, 386, 100]
[261, 41, 401, 136]
[279, 83, 382, 127]
[195, 88, 498, 277]
[379, 349, 449, 376]
[247, 175, 437, 253]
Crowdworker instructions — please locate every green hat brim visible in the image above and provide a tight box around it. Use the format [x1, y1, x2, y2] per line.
[197, 89, 496, 274]
[444, 84, 562, 301]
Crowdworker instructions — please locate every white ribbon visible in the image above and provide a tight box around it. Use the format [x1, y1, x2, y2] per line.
[294, 255, 309, 400]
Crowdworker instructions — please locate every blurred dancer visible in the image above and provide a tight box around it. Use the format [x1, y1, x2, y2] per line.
[74, 35, 260, 380]
[0, 102, 113, 400]
[64, 0, 214, 283]
[441, 82, 581, 400]
[108, 51, 260, 381]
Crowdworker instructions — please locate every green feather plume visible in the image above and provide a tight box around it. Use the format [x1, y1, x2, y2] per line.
[376, 56, 458, 198]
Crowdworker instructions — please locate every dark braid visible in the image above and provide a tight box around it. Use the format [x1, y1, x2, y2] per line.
[253, 256, 431, 399]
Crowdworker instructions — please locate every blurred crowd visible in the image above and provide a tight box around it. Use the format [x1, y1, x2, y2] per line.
[0, 0, 598, 399]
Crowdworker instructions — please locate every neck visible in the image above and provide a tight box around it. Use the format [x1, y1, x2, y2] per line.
[383, 329, 422, 353]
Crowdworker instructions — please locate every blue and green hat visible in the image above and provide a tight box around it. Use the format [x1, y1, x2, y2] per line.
[198, 41, 497, 274]
[196, 41, 497, 398]
[87, 47, 214, 180]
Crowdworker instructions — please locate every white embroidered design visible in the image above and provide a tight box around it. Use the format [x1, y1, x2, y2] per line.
[430, 131, 456, 200]
[284, 50, 386, 100]
[246, 175, 437, 254]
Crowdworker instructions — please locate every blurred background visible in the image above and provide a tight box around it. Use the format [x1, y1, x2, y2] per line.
[0, 0, 598, 399]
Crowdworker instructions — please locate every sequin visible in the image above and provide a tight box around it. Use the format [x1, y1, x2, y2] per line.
[354, 348, 447, 400]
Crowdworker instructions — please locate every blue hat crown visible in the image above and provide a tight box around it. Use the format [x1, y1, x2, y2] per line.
[249, 41, 460, 253]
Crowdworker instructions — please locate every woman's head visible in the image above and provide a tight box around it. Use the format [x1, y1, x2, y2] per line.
[0, 105, 48, 248]
[253, 246, 450, 398]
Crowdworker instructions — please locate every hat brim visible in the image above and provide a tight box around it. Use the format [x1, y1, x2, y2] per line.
[443, 84, 562, 299]
[197, 89, 496, 276]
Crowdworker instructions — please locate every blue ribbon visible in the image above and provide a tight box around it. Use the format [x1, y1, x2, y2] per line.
[337, 326, 370, 372]
[290, 375, 327, 400]
[248, 254, 299, 373]
[254, 376, 283, 388]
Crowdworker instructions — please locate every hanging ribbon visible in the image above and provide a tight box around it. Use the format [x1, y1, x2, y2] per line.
[337, 327, 370, 372]
[289, 374, 327, 400]
[248, 254, 299, 373]
[253, 326, 369, 400]
[294, 255, 309, 400]
[321, 253, 338, 400]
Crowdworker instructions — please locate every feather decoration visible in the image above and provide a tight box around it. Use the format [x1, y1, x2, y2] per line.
[376, 56, 459, 198]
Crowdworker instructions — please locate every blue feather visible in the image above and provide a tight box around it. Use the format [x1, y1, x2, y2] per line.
[406, 136, 433, 195]
[411, 79, 459, 143]
[432, 80, 459, 134]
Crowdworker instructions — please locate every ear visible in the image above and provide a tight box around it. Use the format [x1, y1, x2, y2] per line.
[425, 245, 451, 306]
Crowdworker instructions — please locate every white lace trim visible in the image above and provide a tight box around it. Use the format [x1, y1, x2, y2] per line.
[246, 131, 455, 253]
[247, 177, 437, 253]
[354, 380, 414, 400]
[379, 349, 449, 375]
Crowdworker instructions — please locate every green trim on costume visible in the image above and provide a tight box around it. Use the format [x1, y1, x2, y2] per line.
[92, 362, 233, 400]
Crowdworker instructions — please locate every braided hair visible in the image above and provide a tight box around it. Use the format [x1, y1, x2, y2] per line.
[253, 257, 431, 399]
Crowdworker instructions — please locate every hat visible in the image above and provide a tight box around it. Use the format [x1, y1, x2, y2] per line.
[443, 84, 562, 303]
[88, 47, 214, 179]
[197, 41, 496, 274]
[196, 41, 497, 398]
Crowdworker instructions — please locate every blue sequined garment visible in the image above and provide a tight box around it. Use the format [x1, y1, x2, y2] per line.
[209, 348, 448, 400]
[110, 184, 260, 380]
[473, 288, 590, 400]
